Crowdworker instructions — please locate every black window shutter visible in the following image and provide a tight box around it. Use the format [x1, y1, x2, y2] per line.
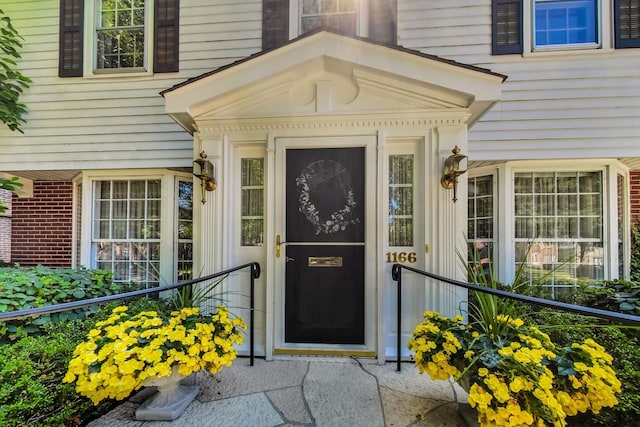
[492, 0, 522, 55]
[59, 0, 84, 77]
[263, 0, 290, 50]
[154, 0, 180, 72]
[615, 0, 640, 48]
[368, 0, 397, 45]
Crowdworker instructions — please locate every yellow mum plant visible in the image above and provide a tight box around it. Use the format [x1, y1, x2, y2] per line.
[63, 305, 246, 404]
[408, 311, 621, 427]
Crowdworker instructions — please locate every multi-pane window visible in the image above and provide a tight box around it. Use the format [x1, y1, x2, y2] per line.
[534, 0, 598, 47]
[514, 171, 604, 295]
[493, 0, 640, 53]
[176, 180, 193, 281]
[468, 176, 494, 240]
[241, 158, 264, 246]
[300, 0, 358, 35]
[617, 173, 625, 278]
[468, 175, 495, 264]
[93, 179, 161, 288]
[388, 155, 414, 247]
[96, 0, 145, 70]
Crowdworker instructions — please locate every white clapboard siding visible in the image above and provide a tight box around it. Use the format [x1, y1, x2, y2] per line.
[0, 0, 262, 173]
[4, 0, 639, 172]
[398, 0, 640, 162]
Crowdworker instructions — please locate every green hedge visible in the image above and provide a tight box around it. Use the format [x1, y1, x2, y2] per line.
[0, 266, 117, 340]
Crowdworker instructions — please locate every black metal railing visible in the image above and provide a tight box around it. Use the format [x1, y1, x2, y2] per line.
[391, 263, 640, 372]
[0, 262, 261, 366]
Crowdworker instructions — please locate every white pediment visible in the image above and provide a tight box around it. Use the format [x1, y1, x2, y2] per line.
[194, 58, 469, 121]
[163, 32, 504, 132]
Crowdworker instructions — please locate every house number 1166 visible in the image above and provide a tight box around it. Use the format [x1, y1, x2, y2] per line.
[385, 252, 417, 263]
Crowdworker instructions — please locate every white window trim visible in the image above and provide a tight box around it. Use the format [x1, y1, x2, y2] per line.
[80, 169, 192, 286]
[288, 0, 369, 40]
[83, 0, 154, 78]
[522, 0, 613, 57]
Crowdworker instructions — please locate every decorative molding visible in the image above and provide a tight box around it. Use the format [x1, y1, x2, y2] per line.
[353, 68, 466, 110]
[196, 113, 470, 136]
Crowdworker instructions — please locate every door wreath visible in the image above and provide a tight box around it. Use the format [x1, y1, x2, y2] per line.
[296, 160, 360, 235]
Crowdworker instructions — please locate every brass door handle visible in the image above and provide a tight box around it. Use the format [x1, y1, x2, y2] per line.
[276, 234, 282, 258]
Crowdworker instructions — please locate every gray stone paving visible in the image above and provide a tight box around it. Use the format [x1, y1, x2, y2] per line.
[88, 357, 468, 427]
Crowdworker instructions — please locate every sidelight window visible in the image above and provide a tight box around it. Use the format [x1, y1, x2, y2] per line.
[176, 180, 193, 281]
[241, 158, 265, 246]
[388, 154, 414, 247]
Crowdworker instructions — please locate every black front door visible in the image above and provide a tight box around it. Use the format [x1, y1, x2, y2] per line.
[284, 147, 365, 344]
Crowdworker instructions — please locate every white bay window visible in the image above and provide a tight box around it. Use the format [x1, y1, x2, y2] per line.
[467, 162, 629, 293]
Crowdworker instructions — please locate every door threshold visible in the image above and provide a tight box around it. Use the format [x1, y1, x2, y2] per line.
[273, 348, 376, 357]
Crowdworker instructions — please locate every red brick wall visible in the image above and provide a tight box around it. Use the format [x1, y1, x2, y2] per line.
[11, 181, 73, 267]
[631, 172, 640, 225]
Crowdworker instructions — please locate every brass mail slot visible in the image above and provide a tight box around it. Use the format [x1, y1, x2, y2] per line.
[308, 256, 343, 267]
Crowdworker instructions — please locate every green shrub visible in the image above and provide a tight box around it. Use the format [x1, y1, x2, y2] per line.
[581, 279, 640, 316]
[0, 266, 118, 340]
[0, 297, 169, 427]
[631, 224, 640, 283]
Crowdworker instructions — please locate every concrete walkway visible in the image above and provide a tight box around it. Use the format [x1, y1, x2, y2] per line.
[88, 357, 469, 427]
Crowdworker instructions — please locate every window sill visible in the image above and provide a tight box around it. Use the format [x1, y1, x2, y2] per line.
[83, 69, 154, 80]
[522, 46, 614, 58]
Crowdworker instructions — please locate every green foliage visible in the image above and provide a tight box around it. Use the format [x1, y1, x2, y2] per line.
[631, 224, 640, 283]
[581, 279, 640, 315]
[0, 176, 22, 214]
[0, 266, 117, 341]
[461, 244, 532, 338]
[169, 273, 229, 310]
[0, 320, 111, 427]
[520, 279, 640, 426]
[522, 309, 640, 426]
[0, 297, 168, 427]
[463, 242, 640, 425]
[0, 8, 31, 133]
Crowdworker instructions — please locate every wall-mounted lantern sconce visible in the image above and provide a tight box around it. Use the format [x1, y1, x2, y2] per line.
[193, 151, 216, 204]
[440, 145, 467, 203]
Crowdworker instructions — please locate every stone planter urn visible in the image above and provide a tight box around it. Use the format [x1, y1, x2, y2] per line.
[135, 367, 200, 421]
